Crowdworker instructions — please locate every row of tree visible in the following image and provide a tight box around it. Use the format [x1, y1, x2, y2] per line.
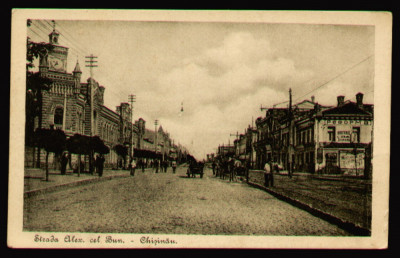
[33, 127, 112, 181]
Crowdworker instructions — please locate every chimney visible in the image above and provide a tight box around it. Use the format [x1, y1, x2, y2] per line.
[337, 95, 345, 107]
[311, 95, 315, 103]
[356, 92, 364, 109]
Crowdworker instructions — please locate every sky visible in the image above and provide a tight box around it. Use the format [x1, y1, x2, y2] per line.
[27, 20, 375, 160]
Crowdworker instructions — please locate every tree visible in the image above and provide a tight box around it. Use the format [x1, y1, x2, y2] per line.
[66, 134, 110, 176]
[26, 22, 54, 167]
[34, 127, 66, 181]
[66, 134, 90, 176]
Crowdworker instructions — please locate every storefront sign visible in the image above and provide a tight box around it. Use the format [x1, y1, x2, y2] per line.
[337, 130, 351, 142]
[340, 151, 364, 169]
[323, 119, 370, 125]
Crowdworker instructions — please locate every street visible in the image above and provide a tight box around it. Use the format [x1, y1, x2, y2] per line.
[24, 166, 351, 236]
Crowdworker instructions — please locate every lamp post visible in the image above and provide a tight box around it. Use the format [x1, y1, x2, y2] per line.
[128, 94, 136, 164]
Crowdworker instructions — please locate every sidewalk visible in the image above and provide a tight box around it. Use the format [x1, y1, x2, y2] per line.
[245, 169, 371, 235]
[24, 167, 133, 197]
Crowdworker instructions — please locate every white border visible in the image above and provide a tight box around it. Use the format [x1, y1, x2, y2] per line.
[9, 9, 392, 249]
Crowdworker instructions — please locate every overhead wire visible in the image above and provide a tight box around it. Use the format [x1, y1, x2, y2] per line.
[30, 20, 135, 106]
[37, 20, 87, 58]
[47, 20, 91, 54]
[293, 55, 374, 103]
[31, 20, 85, 61]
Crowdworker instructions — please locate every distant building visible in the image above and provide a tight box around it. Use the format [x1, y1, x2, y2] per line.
[254, 93, 373, 177]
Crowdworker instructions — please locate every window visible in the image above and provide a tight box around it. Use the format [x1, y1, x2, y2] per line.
[54, 107, 63, 125]
[328, 126, 336, 142]
[352, 127, 360, 143]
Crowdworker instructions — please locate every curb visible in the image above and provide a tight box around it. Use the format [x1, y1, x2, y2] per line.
[246, 181, 371, 236]
[24, 174, 130, 198]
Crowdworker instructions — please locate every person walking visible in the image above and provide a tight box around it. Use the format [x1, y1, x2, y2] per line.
[212, 160, 216, 175]
[60, 152, 68, 175]
[163, 160, 168, 173]
[154, 159, 159, 173]
[96, 154, 105, 177]
[264, 160, 274, 187]
[130, 158, 137, 176]
[172, 160, 177, 173]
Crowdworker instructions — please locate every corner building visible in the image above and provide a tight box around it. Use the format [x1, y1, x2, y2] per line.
[25, 27, 138, 168]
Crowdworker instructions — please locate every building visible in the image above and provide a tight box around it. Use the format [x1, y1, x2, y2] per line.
[253, 93, 373, 176]
[25, 25, 184, 169]
[313, 93, 373, 176]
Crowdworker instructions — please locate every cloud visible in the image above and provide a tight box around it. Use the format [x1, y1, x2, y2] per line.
[131, 31, 316, 159]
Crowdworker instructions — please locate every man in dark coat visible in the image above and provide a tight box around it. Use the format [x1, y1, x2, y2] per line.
[96, 154, 105, 177]
[60, 152, 68, 175]
[212, 161, 216, 175]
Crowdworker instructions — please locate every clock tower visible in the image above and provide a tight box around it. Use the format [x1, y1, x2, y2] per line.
[42, 21, 69, 73]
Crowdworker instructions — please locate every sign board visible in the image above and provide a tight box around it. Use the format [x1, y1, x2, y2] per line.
[337, 130, 351, 142]
[340, 151, 365, 169]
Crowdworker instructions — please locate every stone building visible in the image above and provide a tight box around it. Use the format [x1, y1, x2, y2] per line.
[25, 26, 182, 169]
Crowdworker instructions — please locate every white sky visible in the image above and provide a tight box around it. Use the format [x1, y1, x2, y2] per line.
[27, 20, 375, 160]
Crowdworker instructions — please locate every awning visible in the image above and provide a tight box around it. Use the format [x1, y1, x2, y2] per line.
[133, 148, 160, 159]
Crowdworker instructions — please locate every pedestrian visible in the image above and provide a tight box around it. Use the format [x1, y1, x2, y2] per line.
[97, 154, 105, 177]
[130, 158, 136, 176]
[155, 159, 159, 173]
[164, 160, 168, 173]
[142, 159, 145, 173]
[60, 152, 68, 175]
[91, 156, 96, 175]
[264, 160, 274, 187]
[172, 160, 177, 173]
[212, 160, 216, 175]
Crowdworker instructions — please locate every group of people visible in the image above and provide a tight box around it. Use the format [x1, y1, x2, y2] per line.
[153, 160, 175, 173]
[211, 157, 249, 181]
[211, 157, 276, 187]
[59, 152, 105, 177]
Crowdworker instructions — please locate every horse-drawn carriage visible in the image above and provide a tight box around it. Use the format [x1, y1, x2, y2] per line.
[216, 158, 248, 182]
[187, 161, 205, 178]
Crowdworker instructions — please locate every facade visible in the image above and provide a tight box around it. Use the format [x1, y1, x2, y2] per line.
[25, 26, 185, 169]
[313, 94, 373, 176]
[253, 93, 373, 176]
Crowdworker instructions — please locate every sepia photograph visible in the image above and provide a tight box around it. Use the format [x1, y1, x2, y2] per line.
[9, 9, 391, 249]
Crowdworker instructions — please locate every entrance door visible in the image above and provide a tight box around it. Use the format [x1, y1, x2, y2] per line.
[325, 153, 338, 174]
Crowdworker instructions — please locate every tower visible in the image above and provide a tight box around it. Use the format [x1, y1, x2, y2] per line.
[46, 21, 69, 73]
[48, 21, 60, 45]
[73, 60, 82, 89]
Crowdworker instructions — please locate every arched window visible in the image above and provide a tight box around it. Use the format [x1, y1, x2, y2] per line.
[54, 107, 63, 125]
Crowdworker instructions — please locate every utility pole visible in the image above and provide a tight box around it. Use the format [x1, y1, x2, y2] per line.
[85, 54, 97, 174]
[128, 94, 136, 164]
[288, 88, 294, 178]
[154, 119, 158, 154]
[85, 54, 98, 136]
